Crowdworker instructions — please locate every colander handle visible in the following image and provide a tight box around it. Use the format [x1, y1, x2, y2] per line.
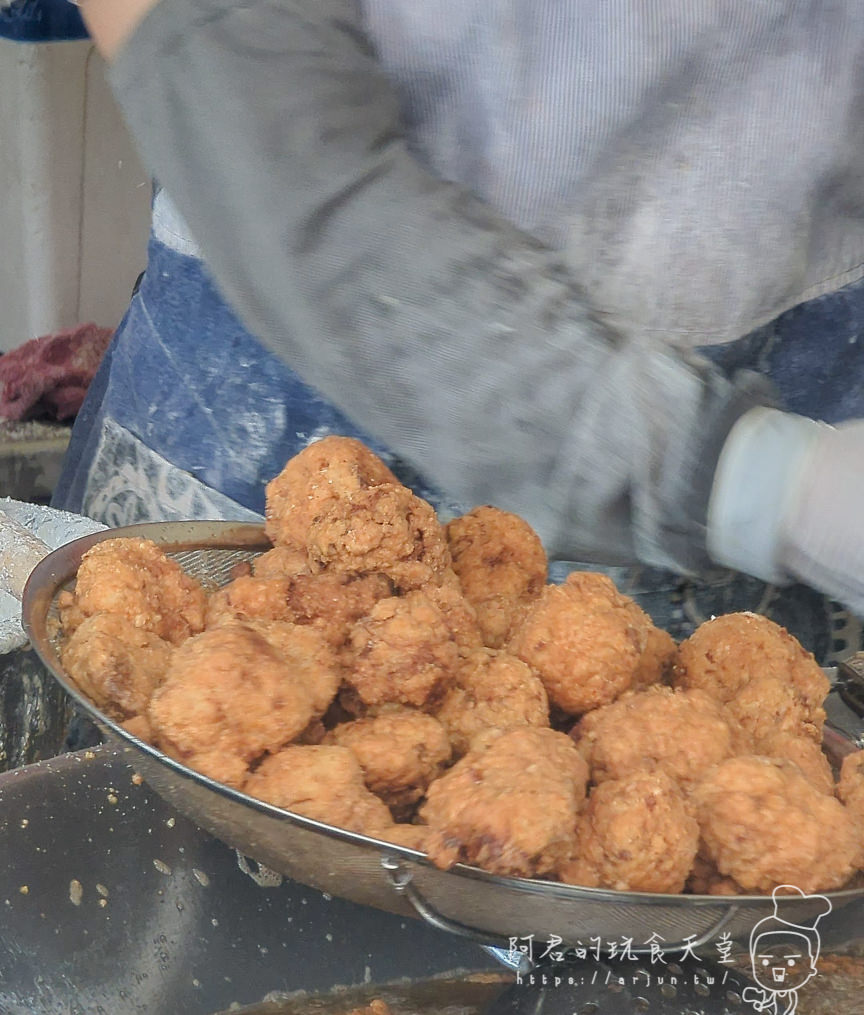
[381, 855, 514, 947]
[381, 856, 742, 960]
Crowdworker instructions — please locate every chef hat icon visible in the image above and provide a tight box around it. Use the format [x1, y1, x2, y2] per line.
[750, 885, 833, 958]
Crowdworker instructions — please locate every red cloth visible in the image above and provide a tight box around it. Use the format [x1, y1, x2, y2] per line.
[0, 323, 113, 422]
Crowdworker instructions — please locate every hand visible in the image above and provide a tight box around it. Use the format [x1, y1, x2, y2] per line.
[779, 419, 864, 615]
[708, 408, 864, 616]
[741, 986, 770, 1011]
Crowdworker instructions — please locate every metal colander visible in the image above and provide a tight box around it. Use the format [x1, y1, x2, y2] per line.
[20, 521, 864, 959]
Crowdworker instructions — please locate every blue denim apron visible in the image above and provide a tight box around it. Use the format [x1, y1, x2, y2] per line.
[0, 0, 86, 42]
[53, 192, 457, 528]
[53, 192, 864, 662]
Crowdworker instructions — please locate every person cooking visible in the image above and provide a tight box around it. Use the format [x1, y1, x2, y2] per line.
[43, 0, 864, 649]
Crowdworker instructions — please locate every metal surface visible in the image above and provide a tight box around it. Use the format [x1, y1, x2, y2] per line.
[21, 521, 864, 958]
[838, 655, 864, 722]
[0, 420, 71, 504]
[0, 646, 72, 770]
[0, 745, 498, 1014]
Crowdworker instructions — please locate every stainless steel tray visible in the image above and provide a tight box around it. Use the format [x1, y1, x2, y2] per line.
[0, 744, 499, 1014]
[21, 521, 864, 957]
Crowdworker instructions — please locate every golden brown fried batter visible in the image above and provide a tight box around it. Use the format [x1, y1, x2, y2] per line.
[633, 625, 677, 689]
[56, 591, 85, 633]
[121, 713, 154, 742]
[446, 506, 547, 648]
[694, 756, 860, 893]
[727, 676, 829, 752]
[207, 571, 392, 649]
[573, 685, 736, 791]
[285, 572, 394, 647]
[240, 620, 342, 715]
[346, 1002, 393, 1015]
[343, 590, 461, 710]
[205, 575, 295, 627]
[148, 624, 316, 788]
[419, 727, 589, 878]
[306, 484, 452, 591]
[837, 750, 864, 828]
[760, 731, 835, 796]
[436, 647, 549, 757]
[674, 613, 829, 747]
[243, 745, 394, 836]
[507, 572, 667, 715]
[265, 435, 399, 549]
[61, 612, 172, 720]
[326, 709, 452, 817]
[58, 432, 864, 899]
[63, 537, 207, 645]
[559, 771, 699, 894]
[422, 580, 484, 652]
[383, 823, 430, 853]
[252, 544, 314, 578]
[685, 852, 745, 896]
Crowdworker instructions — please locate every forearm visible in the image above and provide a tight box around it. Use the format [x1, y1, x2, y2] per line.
[101, 0, 773, 569]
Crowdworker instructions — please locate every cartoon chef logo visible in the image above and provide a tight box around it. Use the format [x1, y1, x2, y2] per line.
[741, 885, 832, 1015]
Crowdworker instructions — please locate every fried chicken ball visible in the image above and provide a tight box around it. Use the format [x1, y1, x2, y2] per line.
[205, 575, 296, 627]
[435, 647, 549, 757]
[694, 756, 860, 893]
[61, 612, 173, 720]
[243, 745, 394, 836]
[326, 709, 452, 817]
[206, 571, 393, 649]
[383, 823, 430, 853]
[61, 537, 207, 644]
[148, 624, 317, 788]
[728, 677, 830, 755]
[685, 852, 745, 896]
[305, 483, 452, 591]
[760, 732, 835, 796]
[573, 685, 736, 791]
[674, 613, 829, 747]
[507, 572, 668, 715]
[633, 625, 677, 689]
[346, 1001, 392, 1015]
[342, 590, 461, 710]
[252, 544, 314, 578]
[559, 771, 699, 894]
[419, 727, 589, 878]
[264, 435, 399, 549]
[445, 506, 548, 648]
[240, 620, 342, 714]
[837, 750, 864, 829]
[121, 713, 154, 742]
[422, 581, 484, 652]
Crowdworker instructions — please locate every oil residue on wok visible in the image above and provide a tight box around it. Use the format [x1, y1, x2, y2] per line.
[207, 972, 512, 1015]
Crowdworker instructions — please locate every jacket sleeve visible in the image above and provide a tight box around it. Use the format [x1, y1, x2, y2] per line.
[107, 0, 774, 572]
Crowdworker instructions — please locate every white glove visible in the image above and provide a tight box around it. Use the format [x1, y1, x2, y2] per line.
[707, 407, 864, 615]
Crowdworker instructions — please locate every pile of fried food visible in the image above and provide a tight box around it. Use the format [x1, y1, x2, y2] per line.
[56, 436, 864, 897]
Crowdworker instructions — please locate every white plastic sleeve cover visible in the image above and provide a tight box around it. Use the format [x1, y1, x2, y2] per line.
[706, 407, 828, 584]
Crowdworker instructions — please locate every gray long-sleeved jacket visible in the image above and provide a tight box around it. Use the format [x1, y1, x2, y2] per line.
[107, 0, 864, 571]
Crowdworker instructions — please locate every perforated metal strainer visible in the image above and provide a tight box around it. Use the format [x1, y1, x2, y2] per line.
[21, 521, 864, 959]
